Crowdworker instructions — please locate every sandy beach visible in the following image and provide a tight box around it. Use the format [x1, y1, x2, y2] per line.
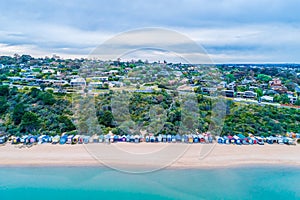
[1, 143, 300, 169]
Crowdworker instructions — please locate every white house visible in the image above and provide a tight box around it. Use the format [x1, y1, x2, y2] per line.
[70, 78, 86, 87]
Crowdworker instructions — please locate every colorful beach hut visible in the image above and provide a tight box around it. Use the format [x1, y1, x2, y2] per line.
[162, 135, 167, 143]
[188, 135, 194, 143]
[193, 135, 199, 143]
[83, 136, 90, 144]
[255, 137, 264, 145]
[134, 135, 140, 143]
[175, 134, 182, 142]
[217, 137, 225, 144]
[11, 136, 20, 144]
[150, 135, 156, 143]
[66, 135, 74, 144]
[59, 135, 68, 144]
[167, 134, 172, 143]
[157, 135, 163, 142]
[52, 135, 60, 144]
[0, 136, 7, 144]
[72, 135, 80, 144]
[121, 135, 127, 142]
[78, 135, 84, 144]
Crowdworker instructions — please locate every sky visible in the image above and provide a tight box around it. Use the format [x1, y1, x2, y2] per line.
[0, 0, 300, 63]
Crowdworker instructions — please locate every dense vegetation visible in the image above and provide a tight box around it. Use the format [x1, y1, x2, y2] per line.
[0, 85, 299, 137]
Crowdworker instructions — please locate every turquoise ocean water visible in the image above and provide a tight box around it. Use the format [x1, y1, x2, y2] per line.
[0, 166, 299, 200]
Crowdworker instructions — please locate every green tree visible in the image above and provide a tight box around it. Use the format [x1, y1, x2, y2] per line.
[58, 115, 76, 132]
[257, 74, 272, 83]
[12, 103, 25, 125]
[226, 74, 235, 83]
[280, 94, 290, 104]
[99, 110, 114, 127]
[0, 85, 9, 96]
[255, 88, 263, 98]
[21, 112, 40, 133]
[0, 96, 8, 114]
[38, 92, 55, 105]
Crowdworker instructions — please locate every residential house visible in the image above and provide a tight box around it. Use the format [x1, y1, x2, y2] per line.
[243, 91, 257, 99]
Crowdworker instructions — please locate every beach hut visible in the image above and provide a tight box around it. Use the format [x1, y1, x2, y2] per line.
[26, 135, 37, 144]
[188, 135, 194, 143]
[233, 135, 242, 145]
[167, 134, 172, 142]
[217, 136, 225, 144]
[66, 135, 74, 144]
[247, 137, 253, 145]
[207, 134, 213, 143]
[266, 137, 274, 144]
[72, 135, 80, 144]
[182, 135, 188, 143]
[104, 134, 110, 143]
[255, 136, 264, 145]
[59, 135, 68, 144]
[121, 135, 127, 142]
[42, 135, 52, 143]
[134, 135, 140, 143]
[0, 136, 7, 144]
[127, 135, 133, 142]
[113, 135, 119, 143]
[20, 136, 28, 144]
[145, 135, 150, 143]
[93, 135, 100, 143]
[227, 136, 235, 144]
[83, 136, 90, 144]
[175, 134, 181, 143]
[222, 136, 229, 144]
[38, 135, 45, 144]
[171, 135, 176, 143]
[78, 136, 84, 144]
[150, 135, 156, 143]
[242, 139, 249, 145]
[287, 138, 296, 145]
[157, 135, 163, 143]
[237, 134, 246, 144]
[204, 134, 209, 143]
[193, 135, 199, 143]
[11, 136, 20, 144]
[199, 135, 206, 143]
[52, 135, 60, 144]
[162, 135, 167, 143]
[99, 135, 104, 143]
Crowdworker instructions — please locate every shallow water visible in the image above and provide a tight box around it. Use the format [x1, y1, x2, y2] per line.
[0, 166, 299, 200]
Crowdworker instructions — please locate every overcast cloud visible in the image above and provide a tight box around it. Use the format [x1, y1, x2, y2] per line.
[0, 0, 299, 63]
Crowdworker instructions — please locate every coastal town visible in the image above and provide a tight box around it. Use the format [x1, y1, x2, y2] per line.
[0, 54, 300, 146]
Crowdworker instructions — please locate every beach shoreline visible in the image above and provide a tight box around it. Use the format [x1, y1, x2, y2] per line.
[1, 143, 300, 169]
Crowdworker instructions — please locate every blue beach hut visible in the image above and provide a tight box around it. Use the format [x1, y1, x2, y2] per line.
[83, 136, 90, 144]
[145, 135, 150, 143]
[175, 134, 182, 142]
[59, 135, 68, 144]
[162, 135, 167, 142]
[11, 136, 20, 144]
[150, 135, 156, 143]
[193, 135, 199, 143]
[167, 134, 172, 142]
[217, 137, 225, 144]
[0, 136, 7, 144]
